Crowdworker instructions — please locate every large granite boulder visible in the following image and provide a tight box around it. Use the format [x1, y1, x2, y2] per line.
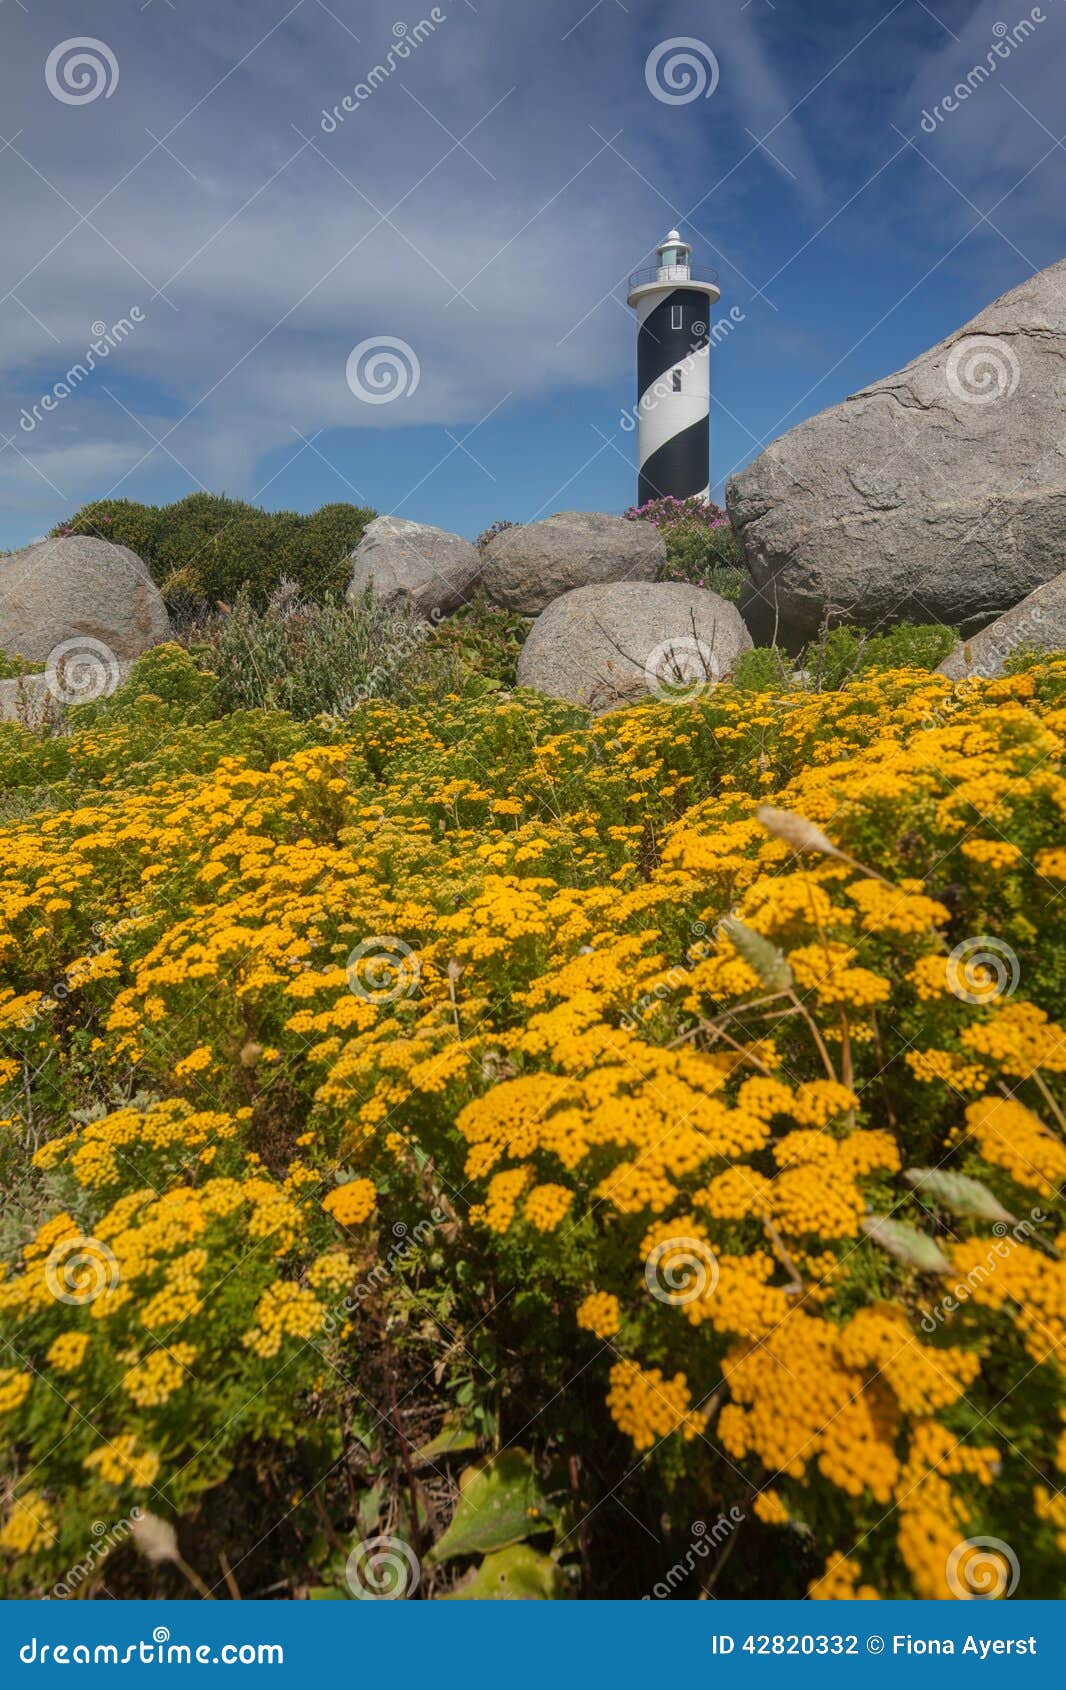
[482, 511, 665, 616]
[939, 571, 1066, 679]
[516, 581, 752, 711]
[0, 536, 169, 664]
[347, 516, 481, 617]
[727, 258, 1066, 645]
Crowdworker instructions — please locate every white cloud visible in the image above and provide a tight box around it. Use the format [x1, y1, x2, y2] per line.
[0, 0, 822, 536]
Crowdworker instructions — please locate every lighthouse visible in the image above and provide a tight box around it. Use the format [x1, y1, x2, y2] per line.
[627, 230, 720, 505]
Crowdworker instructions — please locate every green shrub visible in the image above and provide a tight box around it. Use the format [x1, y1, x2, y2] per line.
[733, 622, 958, 693]
[623, 495, 748, 601]
[418, 594, 528, 688]
[54, 494, 375, 608]
[188, 584, 428, 718]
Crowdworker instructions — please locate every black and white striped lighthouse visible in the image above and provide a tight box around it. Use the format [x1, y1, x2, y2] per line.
[627, 230, 720, 505]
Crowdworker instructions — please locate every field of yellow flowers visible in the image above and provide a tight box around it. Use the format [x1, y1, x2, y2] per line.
[1, 643, 1065, 1599]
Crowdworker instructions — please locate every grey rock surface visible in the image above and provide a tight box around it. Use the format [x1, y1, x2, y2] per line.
[0, 536, 170, 663]
[727, 258, 1066, 644]
[938, 570, 1066, 678]
[481, 511, 665, 616]
[516, 581, 752, 710]
[347, 515, 481, 616]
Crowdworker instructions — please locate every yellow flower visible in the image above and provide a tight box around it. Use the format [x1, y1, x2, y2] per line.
[0, 1368, 31, 1414]
[242, 1282, 323, 1358]
[0, 1492, 58, 1556]
[322, 1179, 376, 1227]
[46, 1331, 90, 1372]
[83, 1435, 160, 1488]
[524, 1183, 573, 1231]
[961, 839, 1021, 869]
[122, 1342, 197, 1407]
[607, 1359, 703, 1451]
[577, 1291, 620, 1339]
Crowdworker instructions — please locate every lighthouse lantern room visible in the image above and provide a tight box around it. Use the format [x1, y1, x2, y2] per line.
[627, 230, 720, 505]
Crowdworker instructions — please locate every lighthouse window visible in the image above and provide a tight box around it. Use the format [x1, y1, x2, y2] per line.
[671, 304, 683, 330]
[672, 369, 683, 392]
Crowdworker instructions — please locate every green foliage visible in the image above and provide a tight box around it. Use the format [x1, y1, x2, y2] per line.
[188, 586, 530, 720]
[733, 622, 958, 693]
[0, 654, 44, 679]
[191, 584, 427, 718]
[426, 1450, 550, 1563]
[625, 494, 749, 600]
[54, 493, 374, 608]
[732, 645, 795, 692]
[804, 621, 958, 689]
[443, 1543, 570, 1600]
[658, 520, 748, 601]
[418, 594, 529, 688]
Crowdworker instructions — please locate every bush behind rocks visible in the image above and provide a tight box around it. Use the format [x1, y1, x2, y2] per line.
[624, 495, 749, 601]
[54, 493, 375, 609]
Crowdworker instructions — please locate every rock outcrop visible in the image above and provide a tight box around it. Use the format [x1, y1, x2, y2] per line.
[939, 570, 1066, 679]
[347, 516, 481, 617]
[481, 511, 665, 616]
[516, 581, 752, 710]
[727, 258, 1066, 644]
[0, 536, 170, 664]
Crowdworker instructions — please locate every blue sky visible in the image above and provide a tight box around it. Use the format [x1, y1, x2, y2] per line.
[2, 0, 1065, 547]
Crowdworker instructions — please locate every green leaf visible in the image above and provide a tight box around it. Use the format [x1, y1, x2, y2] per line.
[441, 1543, 566, 1600]
[861, 1214, 951, 1275]
[903, 1167, 1016, 1225]
[352, 1481, 386, 1537]
[425, 1449, 550, 1564]
[307, 1585, 348, 1600]
[412, 1418, 480, 1467]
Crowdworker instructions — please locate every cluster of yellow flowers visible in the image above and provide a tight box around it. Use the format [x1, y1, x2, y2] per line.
[322, 1178, 377, 1227]
[1, 651, 1065, 1595]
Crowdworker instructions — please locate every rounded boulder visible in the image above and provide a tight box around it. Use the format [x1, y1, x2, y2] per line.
[347, 515, 481, 617]
[516, 581, 752, 711]
[481, 511, 665, 616]
[0, 535, 170, 664]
